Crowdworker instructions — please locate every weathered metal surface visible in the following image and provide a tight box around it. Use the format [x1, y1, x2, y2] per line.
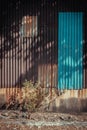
[0, 0, 87, 98]
[58, 12, 83, 90]
[0, 0, 57, 90]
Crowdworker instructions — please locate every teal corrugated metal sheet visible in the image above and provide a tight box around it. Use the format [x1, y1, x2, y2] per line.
[58, 12, 83, 90]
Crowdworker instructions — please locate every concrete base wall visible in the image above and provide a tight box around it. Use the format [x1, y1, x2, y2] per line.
[49, 89, 87, 112]
[0, 88, 87, 112]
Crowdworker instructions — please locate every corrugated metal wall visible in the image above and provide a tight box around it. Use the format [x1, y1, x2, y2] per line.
[0, 0, 87, 93]
[58, 12, 83, 90]
[57, 0, 87, 89]
[0, 0, 57, 90]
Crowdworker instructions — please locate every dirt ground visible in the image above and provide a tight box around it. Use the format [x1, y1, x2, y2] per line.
[0, 110, 87, 130]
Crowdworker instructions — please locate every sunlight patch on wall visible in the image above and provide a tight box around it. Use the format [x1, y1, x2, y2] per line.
[20, 16, 38, 37]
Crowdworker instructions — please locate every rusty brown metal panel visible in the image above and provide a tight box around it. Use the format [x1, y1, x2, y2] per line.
[38, 64, 57, 88]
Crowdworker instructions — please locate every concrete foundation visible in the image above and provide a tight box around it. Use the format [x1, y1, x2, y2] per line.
[0, 88, 87, 112]
[49, 89, 87, 112]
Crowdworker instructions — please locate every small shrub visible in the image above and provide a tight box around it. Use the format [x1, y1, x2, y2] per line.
[21, 80, 43, 112]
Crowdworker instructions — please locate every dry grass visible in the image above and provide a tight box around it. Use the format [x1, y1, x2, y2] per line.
[21, 80, 44, 111]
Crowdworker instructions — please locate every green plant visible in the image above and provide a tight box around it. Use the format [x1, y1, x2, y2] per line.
[21, 80, 43, 112]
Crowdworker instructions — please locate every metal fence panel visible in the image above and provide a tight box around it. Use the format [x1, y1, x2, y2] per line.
[58, 12, 83, 90]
